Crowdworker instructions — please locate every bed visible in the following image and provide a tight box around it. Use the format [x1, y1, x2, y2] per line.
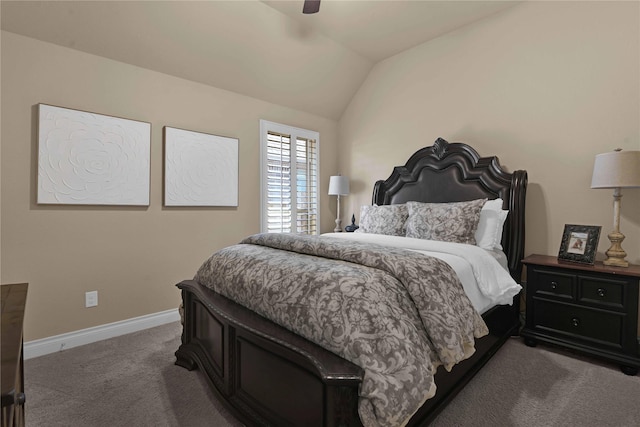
[175, 138, 528, 426]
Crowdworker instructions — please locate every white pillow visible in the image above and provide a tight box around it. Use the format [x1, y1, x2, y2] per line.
[475, 199, 508, 251]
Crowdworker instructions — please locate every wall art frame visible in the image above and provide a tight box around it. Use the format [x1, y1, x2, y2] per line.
[163, 126, 239, 207]
[37, 104, 151, 206]
[558, 224, 601, 265]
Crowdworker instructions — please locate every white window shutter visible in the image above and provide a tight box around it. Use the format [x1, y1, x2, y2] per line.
[260, 121, 319, 235]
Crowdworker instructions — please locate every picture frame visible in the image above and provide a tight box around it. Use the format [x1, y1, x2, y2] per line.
[37, 104, 151, 206]
[163, 126, 239, 207]
[558, 224, 601, 265]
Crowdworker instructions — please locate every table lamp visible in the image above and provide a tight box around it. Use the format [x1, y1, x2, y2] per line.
[591, 149, 640, 267]
[328, 175, 349, 232]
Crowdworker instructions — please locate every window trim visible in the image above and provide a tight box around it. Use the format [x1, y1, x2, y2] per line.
[259, 120, 320, 234]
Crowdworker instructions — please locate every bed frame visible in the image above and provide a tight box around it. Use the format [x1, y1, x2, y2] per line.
[175, 138, 528, 426]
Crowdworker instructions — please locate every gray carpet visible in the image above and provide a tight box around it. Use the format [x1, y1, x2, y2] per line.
[24, 322, 640, 426]
[24, 322, 242, 427]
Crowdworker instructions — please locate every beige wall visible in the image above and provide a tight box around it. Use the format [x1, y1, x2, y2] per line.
[339, 1, 640, 265]
[1, 31, 339, 341]
[3, 1, 639, 342]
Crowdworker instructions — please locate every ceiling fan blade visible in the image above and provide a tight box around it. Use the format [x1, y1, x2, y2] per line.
[302, 0, 320, 14]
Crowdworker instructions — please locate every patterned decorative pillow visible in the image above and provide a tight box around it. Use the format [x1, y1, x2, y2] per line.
[405, 199, 487, 244]
[356, 204, 408, 236]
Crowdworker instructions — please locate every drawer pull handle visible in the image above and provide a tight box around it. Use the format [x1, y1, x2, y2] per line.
[571, 317, 580, 327]
[551, 281, 558, 290]
[597, 288, 606, 298]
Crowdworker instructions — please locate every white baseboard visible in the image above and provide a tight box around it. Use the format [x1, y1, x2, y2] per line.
[24, 308, 181, 360]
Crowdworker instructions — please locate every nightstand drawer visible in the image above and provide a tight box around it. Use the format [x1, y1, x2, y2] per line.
[533, 299, 623, 349]
[579, 276, 625, 310]
[532, 269, 574, 300]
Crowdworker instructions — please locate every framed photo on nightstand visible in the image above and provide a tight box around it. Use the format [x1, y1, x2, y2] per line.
[558, 224, 601, 265]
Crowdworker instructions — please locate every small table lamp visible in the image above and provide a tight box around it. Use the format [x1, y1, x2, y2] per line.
[328, 175, 349, 232]
[591, 149, 640, 267]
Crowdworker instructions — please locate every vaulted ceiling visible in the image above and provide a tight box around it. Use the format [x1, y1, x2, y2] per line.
[1, 1, 518, 120]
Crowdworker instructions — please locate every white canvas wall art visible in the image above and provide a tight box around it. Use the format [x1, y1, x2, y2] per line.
[164, 127, 239, 207]
[37, 104, 151, 206]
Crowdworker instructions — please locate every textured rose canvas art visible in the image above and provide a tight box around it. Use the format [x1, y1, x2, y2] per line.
[163, 126, 238, 207]
[37, 104, 151, 205]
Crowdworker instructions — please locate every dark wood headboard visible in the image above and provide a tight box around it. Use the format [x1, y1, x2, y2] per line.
[372, 138, 528, 281]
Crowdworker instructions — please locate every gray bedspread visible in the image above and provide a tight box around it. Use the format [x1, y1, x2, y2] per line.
[194, 233, 488, 427]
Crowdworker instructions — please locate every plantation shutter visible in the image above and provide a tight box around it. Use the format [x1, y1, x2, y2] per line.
[261, 121, 319, 235]
[266, 131, 292, 233]
[294, 136, 318, 234]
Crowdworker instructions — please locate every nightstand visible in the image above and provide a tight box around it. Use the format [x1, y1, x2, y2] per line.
[521, 254, 640, 376]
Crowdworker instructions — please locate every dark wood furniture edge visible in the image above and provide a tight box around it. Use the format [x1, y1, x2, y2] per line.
[1, 283, 28, 427]
[522, 254, 640, 278]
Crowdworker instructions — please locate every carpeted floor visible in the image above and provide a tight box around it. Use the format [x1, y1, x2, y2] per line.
[24, 322, 242, 427]
[24, 321, 640, 426]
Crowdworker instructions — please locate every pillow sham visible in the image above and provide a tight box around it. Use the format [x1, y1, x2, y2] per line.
[356, 204, 408, 236]
[405, 199, 486, 244]
[475, 198, 509, 251]
[476, 208, 508, 250]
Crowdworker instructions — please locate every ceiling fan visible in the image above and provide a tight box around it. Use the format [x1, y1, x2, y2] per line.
[303, 0, 320, 14]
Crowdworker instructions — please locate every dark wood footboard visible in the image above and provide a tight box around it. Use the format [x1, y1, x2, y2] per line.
[176, 279, 520, 426]
[175, 279, 364, 427]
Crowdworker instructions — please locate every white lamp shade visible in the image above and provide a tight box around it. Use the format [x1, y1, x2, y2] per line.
[591, 150, 640, 189]
[328, 175, 349, 195]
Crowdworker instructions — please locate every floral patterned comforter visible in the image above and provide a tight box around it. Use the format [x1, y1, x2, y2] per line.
[194, 233, 488, 427]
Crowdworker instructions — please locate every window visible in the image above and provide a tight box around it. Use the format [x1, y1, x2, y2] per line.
[260, 120, 319, 235]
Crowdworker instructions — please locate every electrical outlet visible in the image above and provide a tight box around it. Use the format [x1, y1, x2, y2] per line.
[85, 291, 98, 308]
